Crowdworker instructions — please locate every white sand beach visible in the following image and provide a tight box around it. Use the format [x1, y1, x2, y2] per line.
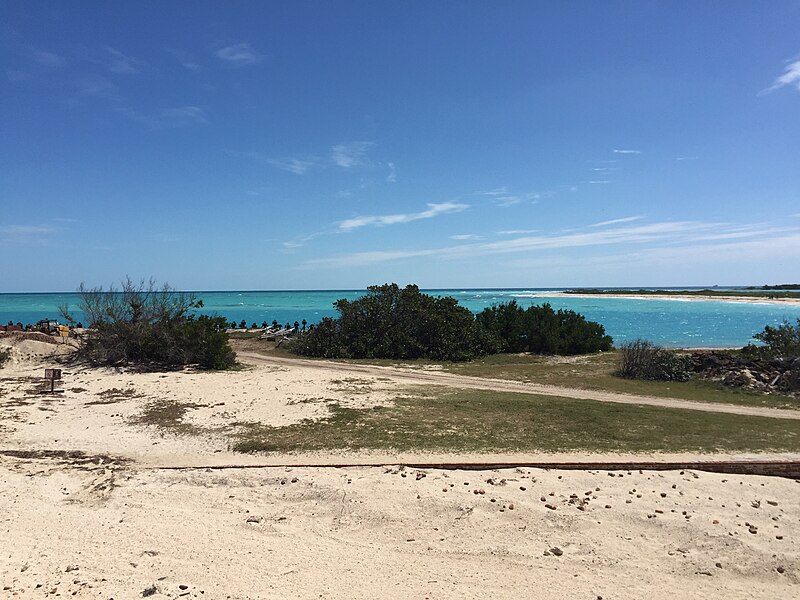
[523, 292, 800, 306]
[1, 336, 798, 599]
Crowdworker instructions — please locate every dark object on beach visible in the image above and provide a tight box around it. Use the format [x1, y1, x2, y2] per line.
[262, 321, 268, 329]
[616, 339, 693, 382]
[239, 319, 247, 329]
[60, 277, 236, 370]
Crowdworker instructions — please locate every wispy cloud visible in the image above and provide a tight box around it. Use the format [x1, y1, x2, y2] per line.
[167, 48, 202, 72]
[119, 105, 208, 128]
[613, 149, 641, 154]
[33, 49, 66, 67]
[497, 229, 538, 235]
[338, 202, 468, 232]
[74, 75, 121, 100]
[477, 187, 543, 207]
[0, 224, 57, 244]
[592, 167, 616, 172]
[587, 180, 611, 184]
[450, 234, 484, 241]
[266, 157, 316, 175]
[232, 151, 317, 174]
[386, 162, 397, 182]
[216, 43, 264, 66]
[106, 46, 139, 74]
[306, 220, 793, 269]
[760, 58, 800, 94]
[331, 141, 374, 168]
[589, 216, 643, 228]
[675, 156, 699, 161]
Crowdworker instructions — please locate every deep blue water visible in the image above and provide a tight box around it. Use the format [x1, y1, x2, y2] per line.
[1, 288, 798, 348]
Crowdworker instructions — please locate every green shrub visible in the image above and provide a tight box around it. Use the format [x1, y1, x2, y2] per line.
[475, 300, 612, 355]
[61, 278, 236, 370]
[616, 339, 694, 381]
[291, 283, 498, 361]
[747, 319, 800, 358]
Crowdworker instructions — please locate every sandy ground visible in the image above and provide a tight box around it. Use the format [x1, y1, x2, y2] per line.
[525, 292, 800, 305]
[1, 338, 799, 599]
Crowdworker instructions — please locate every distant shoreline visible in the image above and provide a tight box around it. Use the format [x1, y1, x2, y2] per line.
[533, 292, 800, 306]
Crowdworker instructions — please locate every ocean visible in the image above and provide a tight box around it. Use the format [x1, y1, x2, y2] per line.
[1, 288, 798, 348]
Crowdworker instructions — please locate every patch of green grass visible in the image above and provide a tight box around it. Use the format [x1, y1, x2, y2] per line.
[438, 352, 799, 410]
[132, 398, 207, 435]
[232, 387, 800, 454]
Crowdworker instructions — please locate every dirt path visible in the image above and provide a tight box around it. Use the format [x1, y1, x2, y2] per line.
[238, 351, 800, 421]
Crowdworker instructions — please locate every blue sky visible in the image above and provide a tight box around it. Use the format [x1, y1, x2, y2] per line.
[2, 1, 800, 291]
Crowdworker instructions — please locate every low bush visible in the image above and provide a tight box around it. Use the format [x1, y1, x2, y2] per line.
[291, 283, 499, 361]
[616, 339, 694, 381]
[475, 300, 612, 355]
[61, 278, 236, 370]
[742, 319, 800, 359]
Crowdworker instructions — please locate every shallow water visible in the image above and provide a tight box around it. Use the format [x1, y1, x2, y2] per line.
[1, 288, 798, 348]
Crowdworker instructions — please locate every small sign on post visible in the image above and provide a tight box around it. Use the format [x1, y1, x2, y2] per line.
[44, 368, 62, 393]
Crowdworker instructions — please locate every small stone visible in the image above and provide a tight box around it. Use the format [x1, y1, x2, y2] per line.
[748, 526, 758, 534]
[545, 503, 557, 510]
[291, 477, 298, 483]
[179, 585, 189, 590]
[777, 566, 785, 574]
[550, 546, 563, 556]
[65, 565, 79, 572]
[519, 486, 526, 491]
[715, 562, 722, 569]
[776, 535, 783, 540]
[605, 505, 611, 509]
[660, 493, 667, 498]
[713, 520, 719, 525]
[508, 503, 514, 510]
[142, 585, 157, 597]
[246, 515, 262, 523]
[767, 500, 778, 506]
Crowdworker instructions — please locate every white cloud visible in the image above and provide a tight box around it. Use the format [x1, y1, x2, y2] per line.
[120, 105, 208, 128]
[588, 180, 611, 184]
[307, 220, 793, 269]
[675, 156, 698, 161]
[338, 202, 468, 232]
[496, 229, 538, 235]
[0, 224, 57, 244]
[386, 162, 397, 182]
[74, 75, 121, 100]
[589, 216, 643, 228]
[106, 46, 139, 74]
[331, 141, 374, 168]
[761, 58, 800, 94]
[450, 234, 484, 241]
[34, 50, 66, 67]
[613, 149, 641, 154]
[216, 43, 264, 66]
[267, 157, 316, 175]
[476, 187, 543, 207]
[167, 48, 202, 71]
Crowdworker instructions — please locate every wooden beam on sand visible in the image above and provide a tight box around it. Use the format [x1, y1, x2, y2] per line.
[151, 460, 800, 479]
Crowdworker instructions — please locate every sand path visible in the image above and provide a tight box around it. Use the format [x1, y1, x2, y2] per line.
[238, 351, 800, 421]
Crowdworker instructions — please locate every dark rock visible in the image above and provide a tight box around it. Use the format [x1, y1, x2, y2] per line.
[142, 585, 157, 597]
[550, 546, 563, 556]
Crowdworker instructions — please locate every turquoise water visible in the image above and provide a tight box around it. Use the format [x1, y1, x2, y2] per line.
[1, 289, 798, 348]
